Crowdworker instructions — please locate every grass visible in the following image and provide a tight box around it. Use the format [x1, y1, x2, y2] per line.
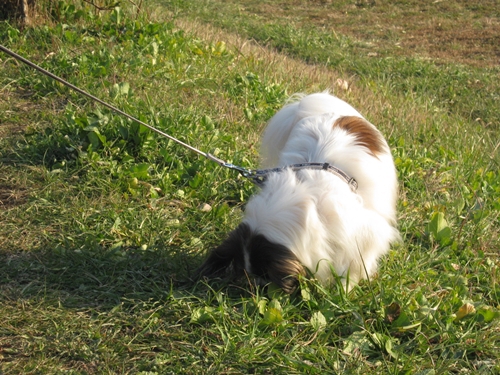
[0, 0, 499, 374]
[162, 0, 500, 129]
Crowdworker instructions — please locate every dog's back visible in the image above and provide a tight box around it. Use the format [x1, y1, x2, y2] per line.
[260, 93, 362, 167]
[260, 92, 398, 225]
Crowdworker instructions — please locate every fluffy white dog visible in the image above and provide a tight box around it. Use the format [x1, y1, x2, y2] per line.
[197, 92, 399, 293]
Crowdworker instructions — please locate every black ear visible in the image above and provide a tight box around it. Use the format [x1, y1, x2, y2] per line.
[195, 224, 250, 280]
[249, 235, 305, 294]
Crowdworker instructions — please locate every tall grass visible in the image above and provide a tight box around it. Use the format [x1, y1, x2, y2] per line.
[0, 1, 498, 374]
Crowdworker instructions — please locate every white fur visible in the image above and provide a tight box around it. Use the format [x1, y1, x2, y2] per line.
[243, 92, 399, 287]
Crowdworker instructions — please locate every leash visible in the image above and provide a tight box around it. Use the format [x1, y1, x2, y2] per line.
[0, 44, 251, 177]
[0, 44, 357, 191]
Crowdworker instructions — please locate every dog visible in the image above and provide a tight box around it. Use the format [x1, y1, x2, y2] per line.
[197, 92, 399, 293]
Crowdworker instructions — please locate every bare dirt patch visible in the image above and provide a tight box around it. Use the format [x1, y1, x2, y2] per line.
[235, 0, 500, 68]
[0, 88, 41, 209]
[0, 184, 28, 208]
[0, 88, 41, 139]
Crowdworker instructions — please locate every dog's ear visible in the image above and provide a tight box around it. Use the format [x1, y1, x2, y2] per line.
[250, 235, 305, 294]
[333, 116, 386, 157]
[195, 224, 250, 280]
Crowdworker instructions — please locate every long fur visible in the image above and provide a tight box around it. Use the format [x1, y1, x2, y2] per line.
[197, 92, 399, 292]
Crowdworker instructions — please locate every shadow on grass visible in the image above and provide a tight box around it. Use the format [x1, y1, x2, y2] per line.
[0, 243, 202, 309]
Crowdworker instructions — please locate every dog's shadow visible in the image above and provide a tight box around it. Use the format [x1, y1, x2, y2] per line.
[0, 241, 207, 310]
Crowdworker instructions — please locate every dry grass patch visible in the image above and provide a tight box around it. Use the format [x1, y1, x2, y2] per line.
[173, 16, 349, 94]
[228, 0, 500, 68]
[154, 13, 462, 144]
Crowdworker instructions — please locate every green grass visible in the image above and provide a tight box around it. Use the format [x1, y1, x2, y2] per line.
[1, 1, 499, 374]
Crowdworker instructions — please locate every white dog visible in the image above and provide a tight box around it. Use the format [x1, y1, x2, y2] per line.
[197, 92, 399, 293]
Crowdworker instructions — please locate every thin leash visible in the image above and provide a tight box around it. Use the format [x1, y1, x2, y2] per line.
[0, 45, 251, 175]
[0, 44, 357, 191]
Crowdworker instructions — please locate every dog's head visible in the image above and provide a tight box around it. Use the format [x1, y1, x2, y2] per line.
[196, 223, 305, 293]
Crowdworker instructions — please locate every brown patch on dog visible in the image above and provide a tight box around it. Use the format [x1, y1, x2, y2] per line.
[334, 116, 386, 157]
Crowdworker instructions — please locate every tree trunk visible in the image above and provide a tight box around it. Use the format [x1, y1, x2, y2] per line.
[0, 0, 36, 25]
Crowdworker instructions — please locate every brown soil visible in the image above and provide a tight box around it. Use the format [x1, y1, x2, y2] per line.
[239, 0, 500, 68]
